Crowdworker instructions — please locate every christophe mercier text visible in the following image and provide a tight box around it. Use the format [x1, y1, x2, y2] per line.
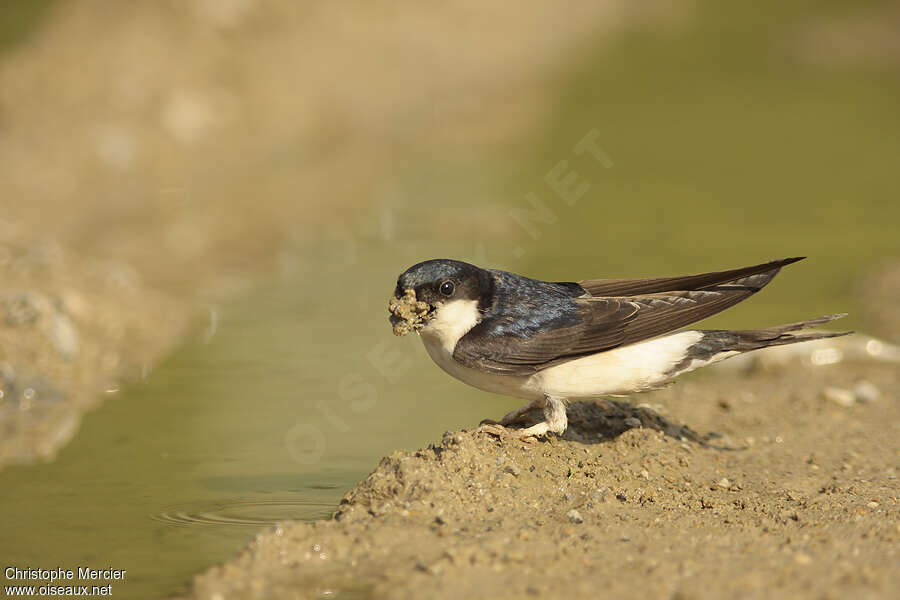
[5, 567, 127, 593]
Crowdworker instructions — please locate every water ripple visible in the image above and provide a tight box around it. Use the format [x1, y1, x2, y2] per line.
[151, 499, 334, 527]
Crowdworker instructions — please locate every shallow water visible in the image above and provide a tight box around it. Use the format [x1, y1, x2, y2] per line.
[0, 250, 513, 598]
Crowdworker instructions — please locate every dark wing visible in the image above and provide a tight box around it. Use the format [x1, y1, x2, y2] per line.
[452, 297, 637, 375]
[577, 256, 804, 296]
[453, 260, 796, 375]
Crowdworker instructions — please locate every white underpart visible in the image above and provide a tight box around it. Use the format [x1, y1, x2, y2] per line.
[422, 317, 741, 400]
[420, 299, 481, 354]
[420, 299, 539, 399]
[417, 303, 750, 437]
[530, 331, 731, 398]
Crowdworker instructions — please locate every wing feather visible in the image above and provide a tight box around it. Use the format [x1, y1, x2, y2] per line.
[577, 256, 804, 296]
[452, 259, 800, 375]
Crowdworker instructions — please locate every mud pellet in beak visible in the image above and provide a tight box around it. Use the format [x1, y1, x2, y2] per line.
[388, 289, 431, 336]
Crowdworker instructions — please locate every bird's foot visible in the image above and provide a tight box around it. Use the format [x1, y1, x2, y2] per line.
[474, 422, 539, 442]
[516, 421, 551, 439]
[479, 399, 543, 429]
[475, 422, 506, 437]
[476, 396, 568, 442]
[475, 421, 555, 443]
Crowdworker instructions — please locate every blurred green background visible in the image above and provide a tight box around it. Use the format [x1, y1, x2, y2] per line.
[1, 0, 897, 597]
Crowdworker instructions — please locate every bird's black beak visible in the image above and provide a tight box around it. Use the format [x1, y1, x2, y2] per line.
[388, 289, 434, 336]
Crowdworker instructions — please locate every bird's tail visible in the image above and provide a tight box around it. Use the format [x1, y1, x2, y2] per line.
[721, 313, 852, 351]
[670, 314, 852, 376]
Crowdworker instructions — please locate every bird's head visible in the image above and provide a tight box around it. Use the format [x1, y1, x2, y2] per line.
[389, 259, 491, 337]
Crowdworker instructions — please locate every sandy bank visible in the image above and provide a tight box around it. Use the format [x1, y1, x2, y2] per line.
[185, 362, 898, 599]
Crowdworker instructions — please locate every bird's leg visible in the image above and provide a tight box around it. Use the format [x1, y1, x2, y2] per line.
[480, 398, 544, 427]
[477, 396, 567, 440]
[515, 395, 567, 439]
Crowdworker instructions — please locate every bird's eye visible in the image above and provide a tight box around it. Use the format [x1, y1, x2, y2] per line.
[439, 281, 455, 297]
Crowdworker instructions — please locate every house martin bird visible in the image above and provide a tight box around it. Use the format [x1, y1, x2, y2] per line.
[388, 257, 850, 439]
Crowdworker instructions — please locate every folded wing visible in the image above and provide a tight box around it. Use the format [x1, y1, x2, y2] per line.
[452, 258, 800, 375]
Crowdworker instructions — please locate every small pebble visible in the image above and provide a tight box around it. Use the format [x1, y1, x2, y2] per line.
[566, 509, 583, 524]
[824, 387, 855, 407]
[503, 465, 521, 477]
[717, 478, 730, 489]
[624, 417, 642, 429]
[853, 380, 880, 403]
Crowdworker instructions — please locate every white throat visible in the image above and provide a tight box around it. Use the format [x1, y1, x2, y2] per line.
[420, 299, 481, 353]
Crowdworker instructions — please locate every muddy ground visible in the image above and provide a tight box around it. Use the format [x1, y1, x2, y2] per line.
[184, 360, 898, 600]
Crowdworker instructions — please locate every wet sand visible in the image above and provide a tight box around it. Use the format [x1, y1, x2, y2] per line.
[184, 361, 898, 599]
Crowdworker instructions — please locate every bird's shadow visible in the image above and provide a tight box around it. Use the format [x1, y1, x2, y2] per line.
[507, 400, 738, 450]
